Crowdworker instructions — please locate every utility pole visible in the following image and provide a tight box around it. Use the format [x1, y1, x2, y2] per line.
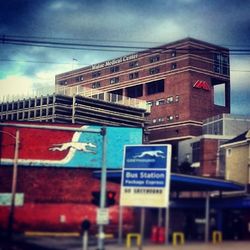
[8, 129, 20, 240]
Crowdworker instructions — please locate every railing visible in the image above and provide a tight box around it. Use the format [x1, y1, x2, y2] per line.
[1, 85, 150, 112]
[55, 85, 150, 111]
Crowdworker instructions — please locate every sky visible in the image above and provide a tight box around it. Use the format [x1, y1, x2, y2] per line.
[0, 0, 249, 115]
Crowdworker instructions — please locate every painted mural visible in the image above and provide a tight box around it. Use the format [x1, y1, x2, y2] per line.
[0, 124, 142, 169]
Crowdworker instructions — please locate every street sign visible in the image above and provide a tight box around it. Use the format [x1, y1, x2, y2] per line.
[97, 208, 109, 225]
[120, 145, 172, 208]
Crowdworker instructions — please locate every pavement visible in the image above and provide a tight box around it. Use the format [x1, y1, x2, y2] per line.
[0, 234, 250, 250]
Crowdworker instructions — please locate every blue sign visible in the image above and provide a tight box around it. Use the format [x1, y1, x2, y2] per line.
[120, 144, 172, 208]
[123, 170, 166, 187]
[124, 145, 167, 169]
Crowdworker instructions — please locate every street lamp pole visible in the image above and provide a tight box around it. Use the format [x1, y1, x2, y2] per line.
[7, 129, 20, 239]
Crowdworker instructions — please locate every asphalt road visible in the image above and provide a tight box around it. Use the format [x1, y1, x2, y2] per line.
[1, 234, 250, 250]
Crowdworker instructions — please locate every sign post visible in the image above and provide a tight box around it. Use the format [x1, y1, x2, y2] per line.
[120, 145, 172, 247]
[97, 128, 107, 250]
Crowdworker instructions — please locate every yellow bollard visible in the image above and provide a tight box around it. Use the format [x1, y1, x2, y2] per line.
[172, 232, 185, 246]
[126, 233, 141, 248]
[212, 230, 222, 243]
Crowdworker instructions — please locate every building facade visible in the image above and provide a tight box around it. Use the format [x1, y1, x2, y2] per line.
[178, 114, 250, 177]
[0, 123, 142, 233]
[0, 94, 148, 129]
[220, 130, 250, 187]
[56, 37, 230, 145]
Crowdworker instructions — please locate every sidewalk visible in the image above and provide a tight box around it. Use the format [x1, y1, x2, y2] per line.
[20, 236, 250, 250]
[106, 241, 250, 250]
[1, 234, 250, 250]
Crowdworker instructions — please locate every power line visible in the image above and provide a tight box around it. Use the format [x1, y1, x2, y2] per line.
[1, 36, 250, 55]
[6, 34, 250, 48]
[1, 58, 250, 73]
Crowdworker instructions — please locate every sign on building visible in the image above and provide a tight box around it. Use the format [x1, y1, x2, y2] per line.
[0, 193, 24, 206]
[0, 125, 142, 169]
[120, 145, 172, 208]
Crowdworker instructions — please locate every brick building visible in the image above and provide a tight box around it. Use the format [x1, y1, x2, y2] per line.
[178, 114, 250, 177]
[56, 37, 230, 147]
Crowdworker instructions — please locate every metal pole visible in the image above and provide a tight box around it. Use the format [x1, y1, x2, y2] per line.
[205, 192, 210, 243]
[0, 122, 101, 134]
[165, 207, 170, 244]
[118, 205, 123, 245]
[82, 231, 89, 250]
[139, 207, 145, 250]
[8, 129, 20, 240]
[97, 127, 107, 250]
[158, 208, 163, 227]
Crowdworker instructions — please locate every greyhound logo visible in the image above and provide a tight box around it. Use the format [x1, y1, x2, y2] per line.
[133, 150, 165, 158]
[49, 142, 96, 154]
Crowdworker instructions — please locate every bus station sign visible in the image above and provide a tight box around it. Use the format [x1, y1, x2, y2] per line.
[120, 145, 172, 208]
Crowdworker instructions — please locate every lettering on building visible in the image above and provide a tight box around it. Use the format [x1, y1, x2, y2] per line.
[92, 54, 138, 70]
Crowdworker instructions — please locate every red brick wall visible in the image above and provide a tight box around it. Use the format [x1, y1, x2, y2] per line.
[200, 139, 219, 177]
[0, 167, 134, 233]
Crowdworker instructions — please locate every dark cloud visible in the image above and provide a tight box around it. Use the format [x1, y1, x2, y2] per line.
[0, 0, 250, 114]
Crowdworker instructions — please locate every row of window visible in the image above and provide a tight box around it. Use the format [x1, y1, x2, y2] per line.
[89, 64, 177, 89]
[108, 52, 176, 75]
[1, 108, 53, 120]
[152, 114, 179, 124]
[147, 95, 180, 107]
[58, 52, 178, 85]
[93, 79, 165, 98]
[93, 63, 177, 79]
[0, 98, 53, 111]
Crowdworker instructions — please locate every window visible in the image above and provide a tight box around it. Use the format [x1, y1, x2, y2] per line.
[167, 115, 174, 121]
[75, 75, 84, 82]
[171, 50, 176, 57]
[92, 82, 101, 88]
[213, 53, 229, 76]
[166, 96, 174, 103]
[192, 142, 200, 162]
[92, 71, 101, 78]
[171, 63, 177, 70]
[149, 67, 160, 75]
[110, 66, 119, 73]
[110, 77, 119, 84]
[126, 85, 143, 98]
[59, 80, 68, 85]
[147, 101, 154, 107]
[129, 72, 139, 79]
[226, 148, 232, 157]
[146, 79, 164, 95]
[129, 61, 139, 68]
[149, 55, 160, 63]
[155, 99, 165, 106]
[98, 93, 104, 100]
